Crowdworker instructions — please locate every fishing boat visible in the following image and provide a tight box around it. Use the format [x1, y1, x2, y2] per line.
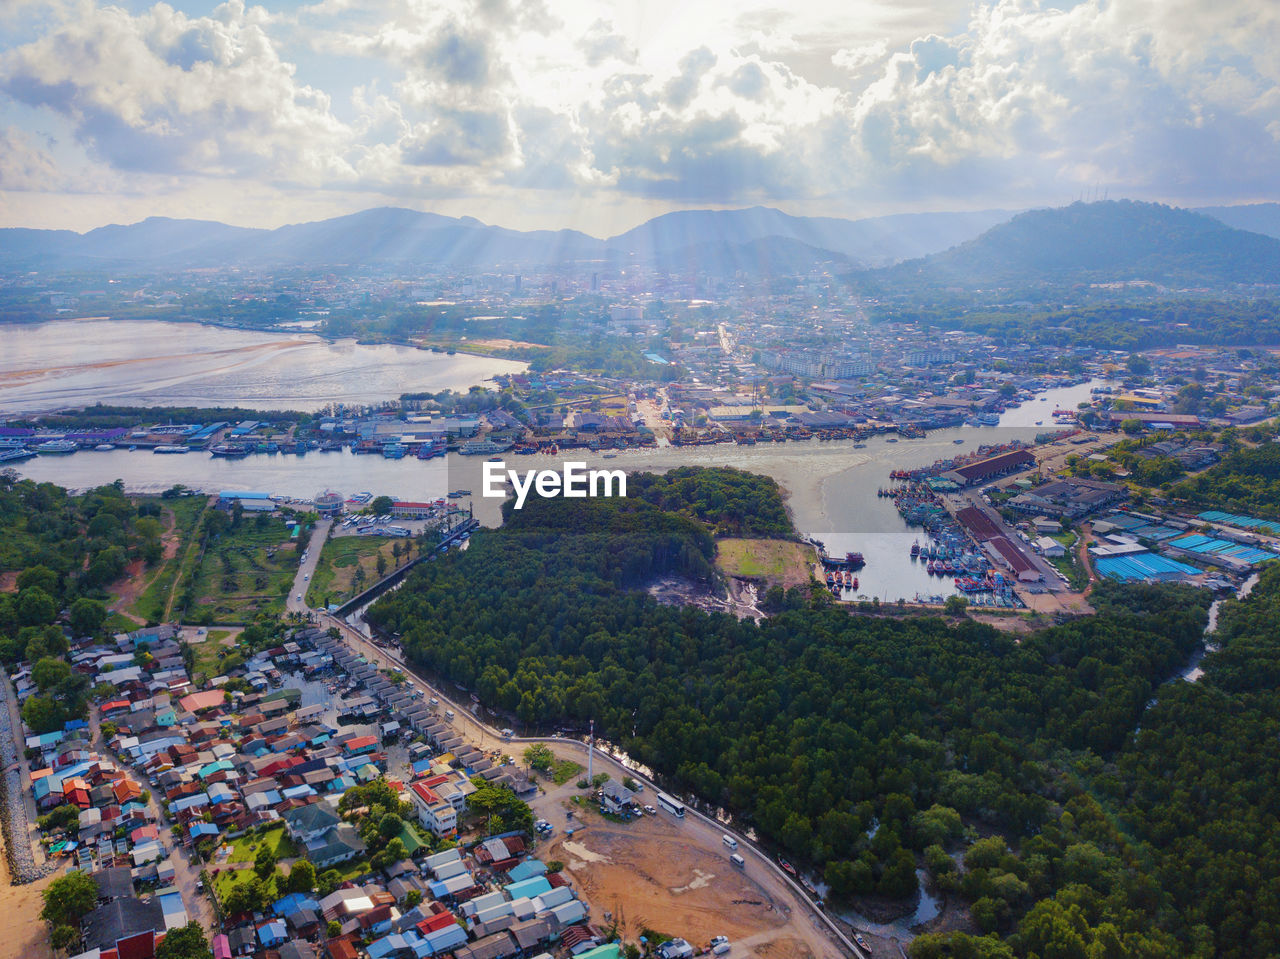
[209, 443, 250, 458]
[851, 576, 858, 590]
[910, 541, 920, 558]
[153, 445, 189, 454]
[36, 439, 77, 455]
[845, 552, 865, 569]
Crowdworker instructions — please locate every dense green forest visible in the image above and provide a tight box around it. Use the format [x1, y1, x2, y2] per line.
[1172, 442, 1280, 518]
[366, 472, 1268, 954]
[0, 473, 168, 730]
[625, 467, 794, 538]
[873, 300, 1280, 351]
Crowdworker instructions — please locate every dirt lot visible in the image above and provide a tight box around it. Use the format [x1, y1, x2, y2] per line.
[0, 855, 54, 959]
[542, 818, 798, 952]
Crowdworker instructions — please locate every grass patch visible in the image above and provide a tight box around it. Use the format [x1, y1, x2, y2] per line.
[551, 759, 583, 785]
[129, 495, 208, 622]
[716, 538, 816, 587]
[187, 631, 236, 683]
[187, 516, 299, 623]
[306, 535, 420, 608]
[227, 823, 299, 863]
[102, 612, 139, 633]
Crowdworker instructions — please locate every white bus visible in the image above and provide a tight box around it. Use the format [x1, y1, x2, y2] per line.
[656, 791, 686, 818]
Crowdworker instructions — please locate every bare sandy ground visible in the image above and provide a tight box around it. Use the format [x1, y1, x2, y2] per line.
[0, 853, 55, 959]
[538, 808, 817, 958]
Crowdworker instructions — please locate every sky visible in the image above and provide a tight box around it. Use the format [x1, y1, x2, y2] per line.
[0, 0, 1277, 236]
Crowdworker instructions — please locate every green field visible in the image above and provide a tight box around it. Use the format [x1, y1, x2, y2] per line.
[187, 629, 234, 683]
[306, 535, 417, 608]
[716, 538, 816, 587]
[186, 517, 299, 623]
[128, 495, 209, 623]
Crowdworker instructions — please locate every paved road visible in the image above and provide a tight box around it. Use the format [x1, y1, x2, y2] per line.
[318, 611, 861, 959]
[286, 518, 332, 614]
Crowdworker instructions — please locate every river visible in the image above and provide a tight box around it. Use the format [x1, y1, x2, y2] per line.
[0, 319, 526, 413]
[14, 424, 1054, 602]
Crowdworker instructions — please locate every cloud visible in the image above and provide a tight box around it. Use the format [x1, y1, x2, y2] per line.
[0, 0, 354, 183]
[2, 0, 1280, 228]
[0, 126, 60, 191]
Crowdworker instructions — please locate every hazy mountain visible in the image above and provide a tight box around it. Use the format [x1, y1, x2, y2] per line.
[1196, 202, 1280, 240]
[0, 204, 1013, 275]
[651, 236, 852, 275]
[880, 200, 1280, 287]
[608, 205, 1013, 267]
[0, 208, 612, 270]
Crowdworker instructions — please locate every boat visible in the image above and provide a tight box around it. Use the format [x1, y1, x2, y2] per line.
[911, 541, 920, 558]
[779, 858, 797, 877]
[845, 552, 865, 569]
[381, 444, 406, 459]
[602, 453, 617, 459]
[853, 443, 866, 448]
[0, 449, 35, 463]
[94, 444, 115, 451]
[885, 437, 898, 443]
[153, 445, 190, 454]
[851, 576, 858, 590]
[953, 439, 965, 444]
[209, 443, 250, 458]
[459, 439, 511, 456]
[36, 440, 78, 455]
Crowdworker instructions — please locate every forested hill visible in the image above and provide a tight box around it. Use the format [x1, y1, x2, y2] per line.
[873, 199, 1280, 288]
[365, 477, 1280, 956]
[1172, 442, 1280, 519]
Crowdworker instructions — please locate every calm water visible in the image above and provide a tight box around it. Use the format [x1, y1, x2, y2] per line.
[0, 319, 526, 412]
[15, 425, 1047, 602]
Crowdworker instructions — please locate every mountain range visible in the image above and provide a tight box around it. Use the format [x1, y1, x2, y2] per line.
[1, 200, 1278, 285]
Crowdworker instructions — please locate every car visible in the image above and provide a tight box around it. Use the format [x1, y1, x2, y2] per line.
[196, 879, 205, 892]
[710, 936, 729, 947]
[303, 574, 309, 580]
[643, 804, 657, 815]
[296, 594, 303, 601]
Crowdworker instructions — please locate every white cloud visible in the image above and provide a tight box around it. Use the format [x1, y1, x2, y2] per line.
[1, 0, 1278, 230]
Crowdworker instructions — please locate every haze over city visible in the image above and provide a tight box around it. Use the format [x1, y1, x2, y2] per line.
[1, 0, 1277, 233]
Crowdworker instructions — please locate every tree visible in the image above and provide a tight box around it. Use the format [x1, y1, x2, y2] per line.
[404, 889, 422, 907]
[41, 871, 98, 927]
[32, 657, 72, 692]
[1119, 418, 1144, 436]
[17, 566, 59, 597]
[68, 598, 107, 638]
[523, 744, 554, 771]
[22, 695, 66, 734]
[51, 926, 79, 951]
[371, 496, 395, 515]
[327, 920, 341, 938]
[287, 859, 316, 894]
[17, 587, 57, 628]
[253, 842, 277, 880]
[944, 595, 969, 615]
[155, 923, 213, 959]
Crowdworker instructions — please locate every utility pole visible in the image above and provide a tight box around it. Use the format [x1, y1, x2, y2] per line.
[587, 719, 594, 784]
